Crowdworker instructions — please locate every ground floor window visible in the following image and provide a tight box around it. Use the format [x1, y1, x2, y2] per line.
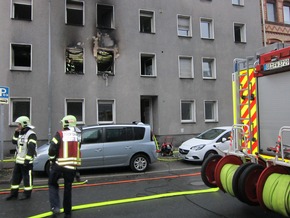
[10, 97, 31, 125]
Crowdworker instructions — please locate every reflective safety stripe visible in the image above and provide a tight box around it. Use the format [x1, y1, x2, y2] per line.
[11, 185, 19, 189]
[28, 139, 37, 144]
[52, 137, 58, 144]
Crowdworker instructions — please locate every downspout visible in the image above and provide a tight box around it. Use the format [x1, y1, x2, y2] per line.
[261, 0, 267, 46]
[48, 0, 52, 142]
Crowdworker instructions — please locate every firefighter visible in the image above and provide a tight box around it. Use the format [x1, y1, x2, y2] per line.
[48, 115, 81, 218]
[6, 116, 37, 200]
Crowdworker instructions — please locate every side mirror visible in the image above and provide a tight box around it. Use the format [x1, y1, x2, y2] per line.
[221, 137, 227, 143]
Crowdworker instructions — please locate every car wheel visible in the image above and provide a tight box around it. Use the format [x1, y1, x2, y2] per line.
[130, 154, 149, 172]
[45, 161, 50, 176]
[204, 150, 218, 162]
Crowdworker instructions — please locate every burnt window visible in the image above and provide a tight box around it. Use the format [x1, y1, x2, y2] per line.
[97, 50, 114, 75]
[10, 44, 32, 71]
[65, 47, 84, 74]
[97, 4, 114, 29]
[12, 0, 32, 21]
[66, 0, 84, 26]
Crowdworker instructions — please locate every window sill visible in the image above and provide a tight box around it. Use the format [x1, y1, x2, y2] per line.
[10, 67, 32, 72]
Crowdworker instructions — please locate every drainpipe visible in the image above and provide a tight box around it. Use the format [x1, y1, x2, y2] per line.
[48, 0, 52, 142]
[261, 0, 267, 46]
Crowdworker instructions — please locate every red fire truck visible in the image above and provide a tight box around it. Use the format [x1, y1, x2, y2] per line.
[201, 43, 290, 217]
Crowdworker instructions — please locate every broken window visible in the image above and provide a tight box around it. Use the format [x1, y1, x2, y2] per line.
[11, 0, 32, 21]
[97, 4, 114, 29]
[10, 43, 32, 71]
[65, 47, 84, 74]
[140, 53, 156, 76]
[140, 10, 155, 33]
[66, 0, 84, 26]
[97, 50, 114, 75]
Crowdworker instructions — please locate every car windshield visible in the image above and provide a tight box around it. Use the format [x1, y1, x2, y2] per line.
[196, 128, 226, 140]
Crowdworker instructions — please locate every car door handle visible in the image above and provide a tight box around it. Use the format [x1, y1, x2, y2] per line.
[125, 146, 132, 149]
[95, 148, 102, 152]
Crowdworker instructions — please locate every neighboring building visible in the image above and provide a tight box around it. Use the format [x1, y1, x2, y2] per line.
[0, 0, 262, 155]
[261, 0, 290, 45]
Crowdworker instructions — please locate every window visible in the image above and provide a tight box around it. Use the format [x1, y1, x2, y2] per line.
[97, 50, 114, 75]
[204, 101, 218, 122]
[97, 100, 115, 124]
[65, 0, 84, 26]
[10, 43, 32, 71]
[181, 100, 195, 123]
[140, 53, 156, 76]
[10, 98, 31, 125]
[177, 15, 192, 37]
[284, 4, 290, 24]
[82, 128, 103, 144]
[267, 2, 276, 22]
[65, 46, 84, 74]
[234, 23, 246, 43]
[140, 10, 155, 33]
[232, 0, 244, 6]
[105, 127, 145, 142]
[179, 56, 194, 78]
[11, 0, 32, 21]
[202, 58, 216, 79]
[200, 18, 214, 39]
[97, 4, 114, 29]
[65, 99, 85, 124]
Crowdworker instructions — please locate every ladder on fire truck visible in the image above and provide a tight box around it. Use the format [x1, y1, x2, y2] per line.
[232, 57, 258, 153]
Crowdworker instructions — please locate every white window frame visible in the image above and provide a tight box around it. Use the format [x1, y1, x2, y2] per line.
[283, 5, 290, 25]
[267, 2, 276, 22]
[204, 100, 218, 122]
[178, 56, 194, 78]
[65, 98, 85, 124]
[96, 4, 115, 29]
[202, 57, 216, 79]
[97, 99, 116, 124]
[139, 10, 155, 33]
[65, 0, 85, 26]
[140, 53, 157, 77]
[180, 100, 196, 123]
[232, 0, 244, 6]
[233, 23, 246, 43]
[9, 97, 32, 126]
[177, 15, 192, 37]
[10, 0, 33, 20]
[10, 43, 32, 71]
[200, 18, 214, 39]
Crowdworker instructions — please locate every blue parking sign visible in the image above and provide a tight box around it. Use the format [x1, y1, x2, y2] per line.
[0, 86, 9, 104]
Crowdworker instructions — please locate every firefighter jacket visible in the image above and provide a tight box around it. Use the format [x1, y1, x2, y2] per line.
[12, 127, 37, 165]
[49, 127, 81, 170]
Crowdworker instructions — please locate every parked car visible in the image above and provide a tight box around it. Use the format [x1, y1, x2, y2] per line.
[33, 123, 158, 175]
[178, 126, 232, 162]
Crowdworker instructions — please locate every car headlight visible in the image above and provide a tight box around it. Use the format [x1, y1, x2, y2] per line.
[190, 144, 206, 151]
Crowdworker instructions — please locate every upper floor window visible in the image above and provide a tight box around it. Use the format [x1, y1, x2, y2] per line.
[283, 4, 290, 24]
[232, 0, 244, 6]
[97, 4, 114, 29]
[65, 0, 85, 26]
[140, 53, 156, 77]
[204, 101, 218, 122]
[10, 43, 32, 71]
[179, 56, 194, 78]
[11, 0, 32, 21]
[200, 18, 214, 39]
[65, 98, 85, 124]
[10, 97, 31, 126]
[97, 49, 114, 75]
[97, 99, 115, 124]
[234, 23, 246, 43]
[177, 15, 192, 37]
[65, 46, 84, 74]
[139, 10, 155, 33]
[181, 100, 195, 123]
[267, 2, 276, 22]
[202, 57, 216, 79]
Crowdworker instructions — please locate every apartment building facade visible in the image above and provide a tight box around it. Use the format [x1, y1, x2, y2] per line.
[0, 0, 263, 154]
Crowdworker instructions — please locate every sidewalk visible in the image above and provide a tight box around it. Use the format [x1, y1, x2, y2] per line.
[0, 158, 14, 184]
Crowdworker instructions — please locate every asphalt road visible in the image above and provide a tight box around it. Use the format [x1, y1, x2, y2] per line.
[0, 158, 286, 218]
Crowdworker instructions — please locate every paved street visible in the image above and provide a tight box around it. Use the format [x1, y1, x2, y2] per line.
[0, 158, 286, 218]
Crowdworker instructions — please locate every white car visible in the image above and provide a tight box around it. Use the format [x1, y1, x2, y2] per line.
[178, 126, 232, 162]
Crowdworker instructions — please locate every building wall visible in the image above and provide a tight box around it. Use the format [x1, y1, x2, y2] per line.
[0, 0, 262, 154]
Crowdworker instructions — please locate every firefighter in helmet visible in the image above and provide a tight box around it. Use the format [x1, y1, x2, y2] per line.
[48, 115, 81, 218]
[6, 116, 37, 200]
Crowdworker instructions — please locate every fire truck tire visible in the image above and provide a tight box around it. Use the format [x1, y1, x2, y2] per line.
[214, 155, 243, 192]
[238, 163, 265, 206]
[201, 154, 222, 188]
[232, 162, 254, 202]
[256, 165, 290, 210]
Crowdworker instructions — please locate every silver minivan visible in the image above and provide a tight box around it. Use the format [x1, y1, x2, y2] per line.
[33, 123, 158, 174]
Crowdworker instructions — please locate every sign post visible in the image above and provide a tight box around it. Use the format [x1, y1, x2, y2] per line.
[0, 86, 9, 170]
